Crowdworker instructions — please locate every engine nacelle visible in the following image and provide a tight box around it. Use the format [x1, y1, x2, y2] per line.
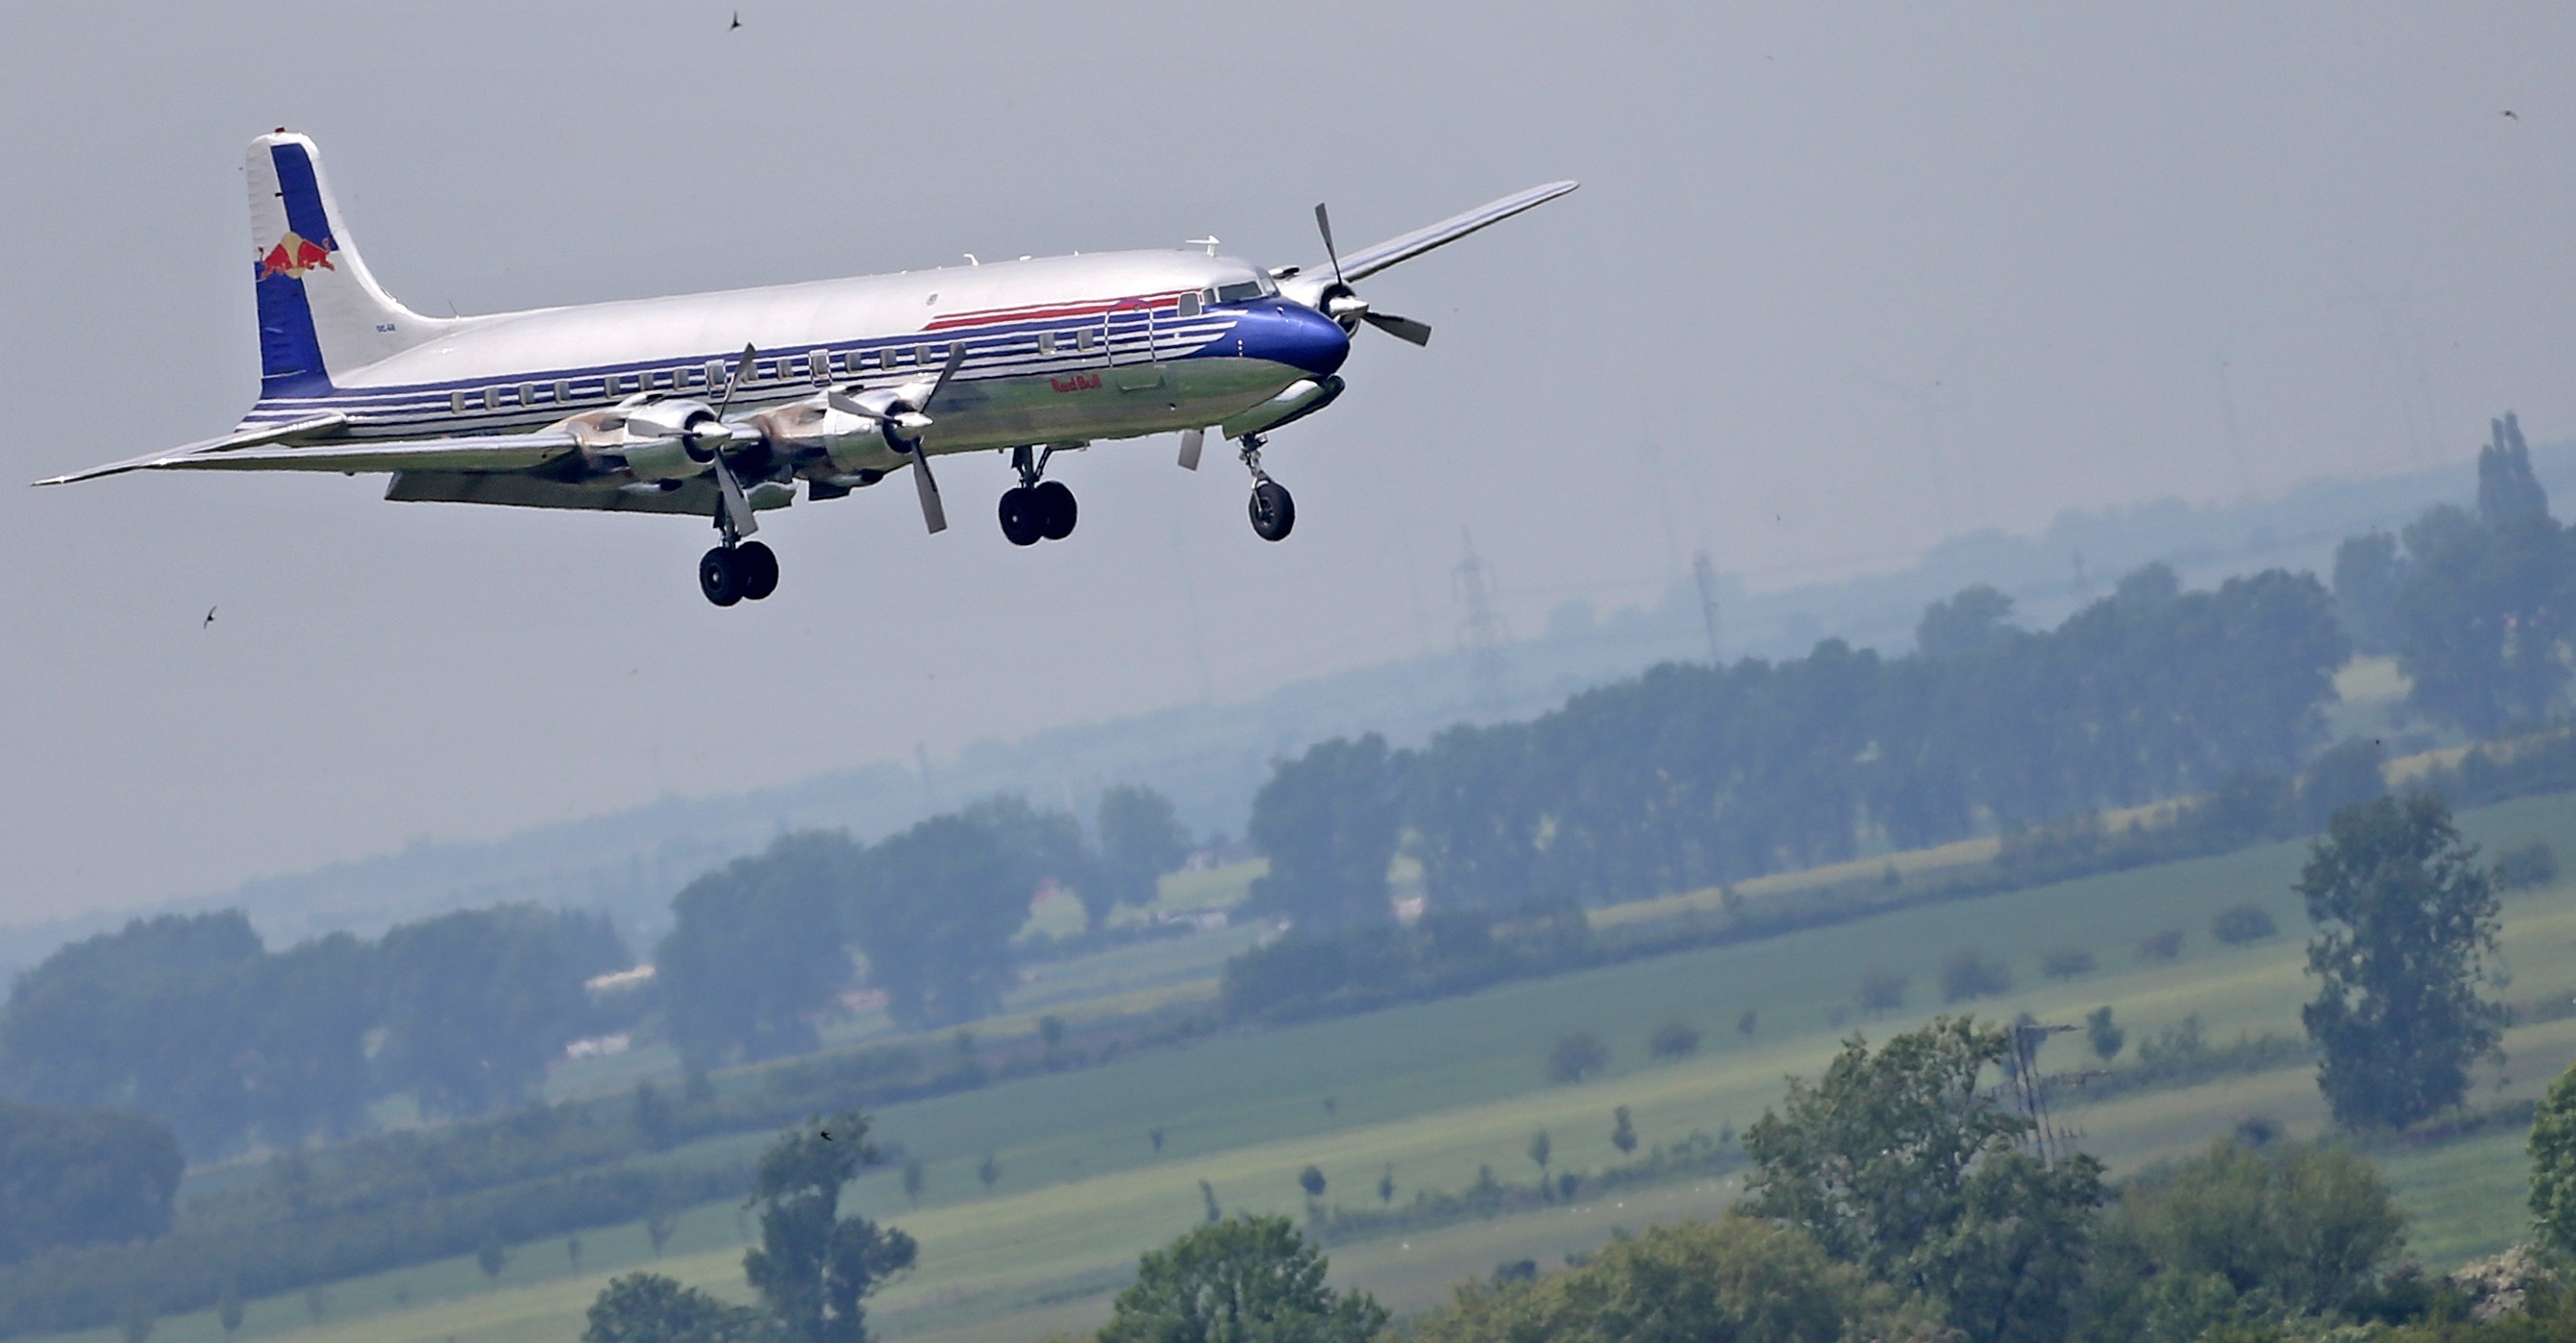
[754, 398, 899, 474]
[620, 435, 716, 482]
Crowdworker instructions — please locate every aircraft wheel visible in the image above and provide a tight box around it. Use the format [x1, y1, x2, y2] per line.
[1036, 481, 1077, 540]
[735, 541, 780, 601]
[1249, 481, 1296, 542]
[998, 487, 1046, 546]
[699, 547, 745, 607]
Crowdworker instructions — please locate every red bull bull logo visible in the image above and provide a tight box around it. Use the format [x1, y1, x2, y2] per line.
[257, 230, 336, 281]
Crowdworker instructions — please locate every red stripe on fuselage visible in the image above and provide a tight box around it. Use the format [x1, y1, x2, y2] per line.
[921, 289, 1195, 332]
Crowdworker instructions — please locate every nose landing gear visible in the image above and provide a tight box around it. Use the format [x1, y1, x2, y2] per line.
[1240, 435, 1294, 541]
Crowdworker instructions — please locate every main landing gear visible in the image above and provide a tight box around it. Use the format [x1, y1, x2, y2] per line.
[998, 445, 1077, 547]
[699, 540, 778, 607]
[1240, 435, 1294, 542]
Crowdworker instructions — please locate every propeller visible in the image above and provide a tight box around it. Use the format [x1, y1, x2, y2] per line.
[1312, 203, 1434, 347]
[705, 342, 762, 539]
[829, 341, 969, 534]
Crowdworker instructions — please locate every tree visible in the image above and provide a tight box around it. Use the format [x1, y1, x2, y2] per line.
[2040, 948, 2096, 980]
[1942, 948, 2011, 1003]
[477, 1229, 509, 1287]
[657, 833, 860, 1066]
[742, 1111, 917, 1343]
[1547, 1032, 1607, 1084]
[1246, 734, 1408, 932]
[977, 1153, 1000, 1192]
[1740, 1017, 2103, 1341]
[0, 1098, 185, 1266]
[2300, 794, 2506, 1129]
[2212, 903, 2279, 945]
[1376, 1165, 1395, 1206]
[1526, 1131, 1551, 1191]
[1918, 584, 2019, 659]
[846, 800, 1076, 1029]
[1647, 1017, 1700, 1059]
[2334, 532, 2404, 654]
[1091, 784, 1190, 929]
[902, 1157, 925, 1207]
[374, 906, 620, 1116]
[1611, 1106, 1637, 1156]
[1405, 1215, 1895, 1343]
[1098, 1214, 1387, 1343]
[215, 1284, 243, 1336]
[646, 1207, 679, 1257]
[1298, 1164, 1326, 1201]
[2088, 1137, 2406, 1339]
[1858, 967, 1908, 1015]
[2529, 1057, 2576, 1255]
[2086, 1007, 2125, 1063]
[2390, 474, 2575, 734]
[583, 1272, 763, 1343]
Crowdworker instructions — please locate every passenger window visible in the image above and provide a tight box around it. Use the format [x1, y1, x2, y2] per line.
[915, 345, 935, 364]
[808, 350, 828, 380]
[451, 391, 469, 414]
[482, 387, 499, 410]
[1076, 328, 1097, 353]
[1177, 292, 1201, 318]
[555, 380, 572, 403]
[1037, 331, 1056, 354]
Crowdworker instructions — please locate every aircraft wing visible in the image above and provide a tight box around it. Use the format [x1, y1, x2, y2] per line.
[1332, 180, 1578, 284]
[37, 420, 580, 485]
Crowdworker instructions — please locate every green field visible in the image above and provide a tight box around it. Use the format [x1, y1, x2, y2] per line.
[71, 790, 2576, 1343]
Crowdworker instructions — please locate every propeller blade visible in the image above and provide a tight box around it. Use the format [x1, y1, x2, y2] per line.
[1177, 427, 1204, 471]
[909, 450, 948, 534]
[1314, 203, 1344, 286]
[710, 453, 759, 539]
[713, 342, 758, 419]
[921, 341, 969, 412]
[1362, 311, 1433, 346]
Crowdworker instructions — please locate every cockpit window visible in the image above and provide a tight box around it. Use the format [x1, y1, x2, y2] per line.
[1216, 280, 1265, 304]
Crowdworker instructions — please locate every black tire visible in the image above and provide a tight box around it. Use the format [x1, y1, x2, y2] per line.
[1035, 480, 1077, 540]
[698, 547, 744, 607]
[1249, 481, 1296, 542]
[998, 487, 1044, 546]
[735, 541, 780, 601]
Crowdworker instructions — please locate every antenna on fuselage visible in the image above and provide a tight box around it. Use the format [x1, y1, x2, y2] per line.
[1185, 236, 1220, 256]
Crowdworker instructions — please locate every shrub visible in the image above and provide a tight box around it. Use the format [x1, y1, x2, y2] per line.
[1647, 1018, 1700, 1060]
[2137, 929, 2185, 962]
[2211, 903, 2279, 945]
[1857, 967, 1908, 1015]
[2040, 948, 2097, 980]
[1940, 950, 2012, 1004]
[2497, 840, 2560, 891]
[1548, 1032, 1609, 1084]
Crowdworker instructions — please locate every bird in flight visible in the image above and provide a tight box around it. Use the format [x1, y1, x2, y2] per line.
[203, 606, 216, 628]
[730, 10, 742, 29]
[2503, 110, 2519, 119]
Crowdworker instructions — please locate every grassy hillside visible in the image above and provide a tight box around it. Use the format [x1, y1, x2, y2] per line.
[72, 790, 2576, 1343]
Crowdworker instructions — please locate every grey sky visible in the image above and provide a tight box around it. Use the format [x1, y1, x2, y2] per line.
[3, 3, 2570, 925]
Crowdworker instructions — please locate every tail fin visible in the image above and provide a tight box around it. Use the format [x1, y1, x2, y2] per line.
[245, 131, 450, 397]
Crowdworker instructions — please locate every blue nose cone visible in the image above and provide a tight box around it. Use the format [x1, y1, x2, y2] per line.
[1240, 301, 1350, 379]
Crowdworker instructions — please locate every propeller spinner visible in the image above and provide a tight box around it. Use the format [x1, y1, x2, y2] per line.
[1311, 203, 1433, 347]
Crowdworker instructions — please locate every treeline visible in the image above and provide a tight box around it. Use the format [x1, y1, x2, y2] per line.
[655, 784, 1189, 1062]
[1247, 563, 2347, 933]
[0, 905, 629, 1157]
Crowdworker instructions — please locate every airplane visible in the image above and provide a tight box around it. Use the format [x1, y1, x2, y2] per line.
[40, 131, 1576, 607]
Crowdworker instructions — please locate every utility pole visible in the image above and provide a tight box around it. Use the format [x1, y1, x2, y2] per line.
[1454, 528, 1511, 710]
[1692, 549, 1723, 666]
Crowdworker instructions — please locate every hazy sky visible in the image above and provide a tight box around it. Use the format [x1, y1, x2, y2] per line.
[4, 3, 2571, 925]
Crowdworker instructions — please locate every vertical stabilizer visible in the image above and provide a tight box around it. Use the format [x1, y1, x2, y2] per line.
[245, 131, 452, 398]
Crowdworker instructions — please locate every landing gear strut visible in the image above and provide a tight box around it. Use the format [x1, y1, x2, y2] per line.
[699, 492, 780, 607]
[999, 445, 1077, 546]
[1241, 435, 1294, 542]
